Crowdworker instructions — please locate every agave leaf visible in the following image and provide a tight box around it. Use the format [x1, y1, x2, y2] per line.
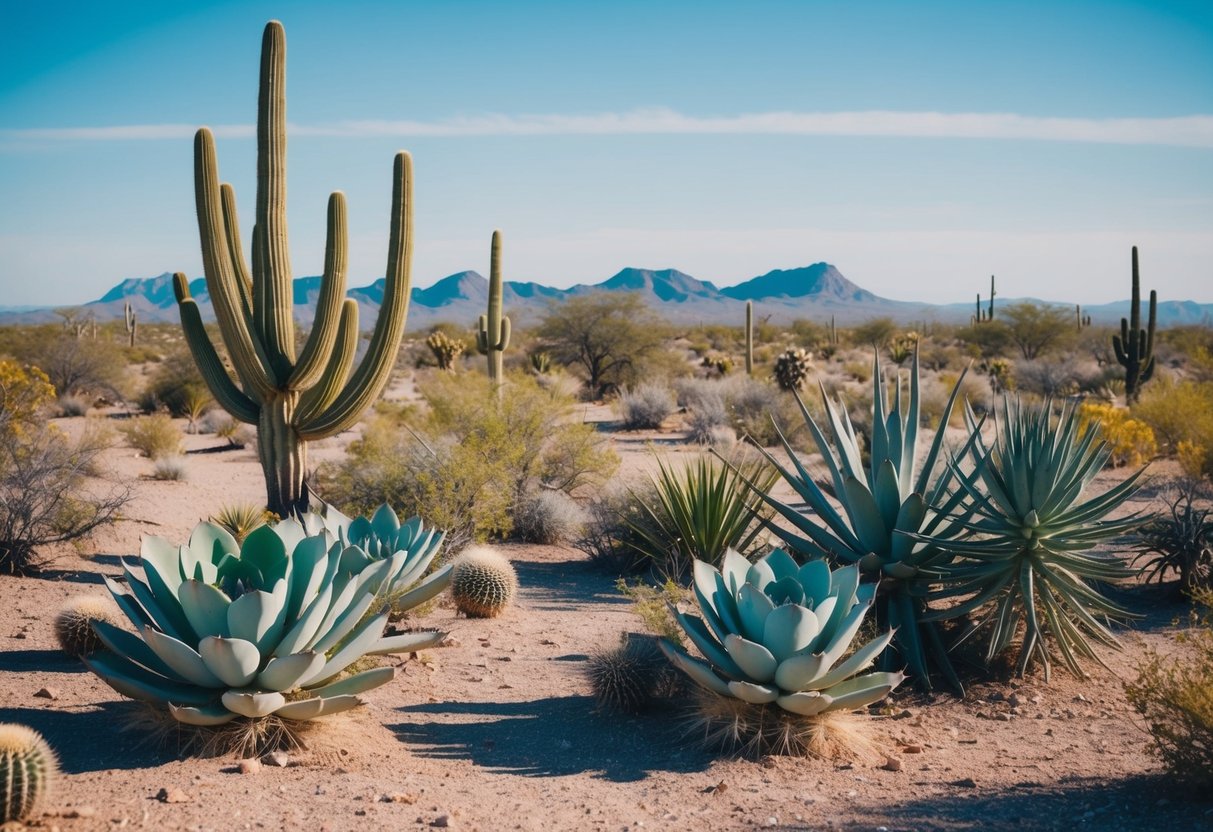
[302, 611, 389, 688]
[391, 563, 453, 613]
[763, 604, 820, 662]
[275, 582, 334, 657]
[736, 583, 776, 643]
[221, 690, 287, 718]
[307, 666, 396, 698]
[309, 589, 377, 654]
[257, 651, 325, 691]
[819, 670, 905, 712]
[122, 561, 195, 645]
[240, 525, 289, 588]
[763, 549, 799, 582]
[189, 522, 239, 563]
[104, 575, 155, 632]
[365, 629, 447, 655]
[841, 476, 888, 555]
[776, 690, 831, 716]
[178, 579, 232, 638]
[284, 534, 330, 621]
[168, 703, 238, 725]
[85, 650, 215, 707]
[873, 460, 903, 529]
[797, 559, 832, 605]
[141, 535, 184, 594]
[727, 680, 779, 703]
[723, 634, 777, 682]
[720, 549, 752, 597]
[276, 693, 363, 720]
[811, 628, 896, 690]
[90, 618, 178, 679]
[142, 626, 224, 687]
[227, 579, 289, 654]
[371, 503, 401, 541]
[198, 636, 261, 687]
[773, 652, 827, 691]
[673, 606, 745, 678]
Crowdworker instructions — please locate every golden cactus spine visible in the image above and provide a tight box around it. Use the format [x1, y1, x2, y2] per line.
[476, 230, 511, 399]
[173, 21, 414, 516]
[0, 724, 56, 823]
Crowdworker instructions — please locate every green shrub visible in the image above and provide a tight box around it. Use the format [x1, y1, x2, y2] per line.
[137, 350, 208, 416]
[1133, 380, 1213, 479]
[120, 414, 183, 460]
[1125, 590, 1213, 786]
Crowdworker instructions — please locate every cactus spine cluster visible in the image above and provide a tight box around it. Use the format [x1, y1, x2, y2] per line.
[123, 301, 137, 347]
[1113, 246, 1157, 404]
[587, 634, 679, 714]
[426, 331, 464, 371]
[476, 231, 511, 399]
[773, 348, 813, 391]
[0, 724, 56, 823]
[450, 546, 518, 618]
[53, 595, 120, 658]
[744, 301, 754, 375]
[173, 21, 414, 517]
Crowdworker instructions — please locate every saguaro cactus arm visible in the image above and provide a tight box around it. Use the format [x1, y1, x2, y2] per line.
[173, 274, 260, 424]
[297, 300, 359, 428]
[289, 191, 349, 388]
[297, 151, 413, 440]
[219, 183, 254, 321]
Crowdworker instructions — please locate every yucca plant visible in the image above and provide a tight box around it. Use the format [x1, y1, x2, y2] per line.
[85, 509, 450, 737]
[729, 351, 983, 691]
[1133, 489, 1213, 594]
[625, 453, 776, 578]
[660, 549, 902, 756]
[919, 398, 1146, 680]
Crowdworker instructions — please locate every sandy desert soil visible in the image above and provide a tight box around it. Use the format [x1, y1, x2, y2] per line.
[2, 406, 1211, 832]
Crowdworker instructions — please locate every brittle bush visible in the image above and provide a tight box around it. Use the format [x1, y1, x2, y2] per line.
[1077, 402, 1157, 468]
[1132, 380, 1213, 479]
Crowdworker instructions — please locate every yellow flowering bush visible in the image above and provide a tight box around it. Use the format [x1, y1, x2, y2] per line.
[1078, 401, 1157, 468]
[0, 359, 55, 437]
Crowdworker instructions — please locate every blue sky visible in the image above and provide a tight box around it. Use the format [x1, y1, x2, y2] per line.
[1, 0, 1211, 306]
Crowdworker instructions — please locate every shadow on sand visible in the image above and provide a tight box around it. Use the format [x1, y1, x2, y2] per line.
[0, 648, 89, 674]
[0, 703, 176, 773]
[512, 559, 629, 611]
[391, 695, 710, 782]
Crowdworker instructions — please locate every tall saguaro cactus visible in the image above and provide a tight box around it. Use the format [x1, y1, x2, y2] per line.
[476, 230, 511, 397]
[123, 301, 137, 347]
[173, 21, 414, 517]
[1113, 246, 1156, 404]
[744, 301, 753, 375]
[988, 274, 996, 321]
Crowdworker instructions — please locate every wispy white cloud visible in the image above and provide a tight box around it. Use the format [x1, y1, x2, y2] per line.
[4, 109, 1212, 147]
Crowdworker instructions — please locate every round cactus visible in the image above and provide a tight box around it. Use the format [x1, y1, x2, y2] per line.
[53, 595, 121, 658]
[587, 634, 682, 713]
[773, 348, 813, 391]
[450, 546, 517, 618]
[0, 724, 57, 823]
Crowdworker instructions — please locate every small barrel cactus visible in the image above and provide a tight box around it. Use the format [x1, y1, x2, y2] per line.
[54, 595, 121, 658]
[587, 634, 682, 713]
[773, 348, 813, 391]
[0, 724, 57, 823]
[450, 546, 518, 618]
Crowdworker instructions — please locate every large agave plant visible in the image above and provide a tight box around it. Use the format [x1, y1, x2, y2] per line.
[85, 512, 450, 725]
[919, 398, 1145, 679]
[731, 351, 982, 691]
[659, 549, 903, 716]
[305, 502, 445, 584]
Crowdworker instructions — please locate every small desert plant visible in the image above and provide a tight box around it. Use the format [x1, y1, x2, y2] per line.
[773, 348, 813, 391]
[1134, 380, 1213, 480]
[685, 392, 731, 445]
[579, 482, 658, 574]
[587, 633, 683, 713]
[1134, 490, 1213, 594]
[615, 577, 692, 643]
[625, 453, 776, 578]
[660, 550, 902, 758]
[151, 454, 188, 481]
[450, 545, 518, 618]
[211, 502, 270, 543]
[0, 724, 57, 823]
[616, 382, 676, 429]
[53, 595, 121, 658]
[1124, 589, 1213, 786]
[1078, 402, 1157, 467]
[529, 351, 552, 375]
[512, 489, 586, 545]
[120, 413, 183, 460]
[56, 394, 89, 417]
[182, 386, 212, 434]
[426, 331, 465, 371]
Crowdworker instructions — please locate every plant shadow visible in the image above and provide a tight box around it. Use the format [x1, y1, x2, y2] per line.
[0, 703, 176, 773]
[513, 559, 629, 610]
[391, 695, 710, 782]
[0, 648, 88, 674]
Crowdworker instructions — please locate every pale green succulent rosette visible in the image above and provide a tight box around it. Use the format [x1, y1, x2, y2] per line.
[660, 548, 904, 717]
[85, 512, 450, 725]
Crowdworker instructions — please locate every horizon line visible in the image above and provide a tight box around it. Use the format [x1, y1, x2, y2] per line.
[4, 108, 1213, 148]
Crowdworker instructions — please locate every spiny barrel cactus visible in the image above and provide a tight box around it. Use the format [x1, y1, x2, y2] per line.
[84, 510, 449, 726]
[660, 549, 902, 720]
[174, 21, 415, 517]
[54, 595, 121, 658]
[450, 546, 517, 618]
[426, 331, 464, 371]
[0, 724, 56, 823]
[475, 231, 510, 398]
[773, 348, 813, 391]
[588, 634, 682, 713]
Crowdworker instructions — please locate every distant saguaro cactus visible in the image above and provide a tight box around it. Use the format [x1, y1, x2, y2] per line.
[173, 21, 414, 517]
[123, 301, 137, 347]
[1112, 246, 1157, 404]
[988, 274, 996, 320]
[744, 301, 754, 375]
[476, 230, 511, 398]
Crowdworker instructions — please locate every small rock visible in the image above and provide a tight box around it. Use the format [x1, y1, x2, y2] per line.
[34, 687, 59, 700]
[892, 709, 913, 720]
[12, 632, 26, 639]
[994, 713, 1012, 722]
[949, 778, 977, 788]
[432, 814, 452, 828]
[263, 751, 290, 767]
[765, 818, 778, 827]
[354, 808, 367, 816]
[156, 787, 191, 803]
[881, 757, 902, 772]
[1008, 693, 1022, 707]
[441, 636, 462, 648]
[62, 807, 96, 819]
[383, 793, 418, 804]
[238, 758, 262, 775]
[901, 744, 923, 754]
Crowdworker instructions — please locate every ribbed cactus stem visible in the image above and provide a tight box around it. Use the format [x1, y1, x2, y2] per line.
[124, 301, 137, 347]
[173, 21, 414, 517]
[1112, 246, 1157, 404]
[475, 230, 511, 399]
[988, 275, 996, 320]
[744, 301, 753, 375]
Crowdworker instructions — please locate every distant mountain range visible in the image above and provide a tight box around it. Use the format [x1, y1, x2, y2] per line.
[3, 263, 1210, 329]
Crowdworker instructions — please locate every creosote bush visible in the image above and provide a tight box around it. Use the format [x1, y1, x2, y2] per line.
[120, 413, 184, 460]
[616, 382, 676, 429]
[512, 489, 586, 545]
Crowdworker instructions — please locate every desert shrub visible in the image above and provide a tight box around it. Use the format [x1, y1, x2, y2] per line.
[851, 317, 896, 348]
[55, 395, 89, 417]
[1134, 490, 1213, 594]
[579, 480, 658, 574]
[957, 320, 1014, 359]
[16, 333, 126, 400]
[0, 361, 56, 429]
[1134, 381, 1213, 480]
[842, 360, 872, 383]
[1077, 402, 1157, 467]
[120, 414, 183, 460]
[616, 382, 676, 429]
[614, 578, 693, 644]
[720, 376, 806, 448]
[685, 392, 733, 446]
[151, 455, 188, 481]
[1014, 358, 1090, 398]
[512, 489, 587, 544]
[537, 420, 618, 494]
[0, 416, 129, 575]
[137, 350, 208, 416]
[1125, 589, 1213, 786]
[211, 502, 269, 543]
[203, 412, 253, 448]
[1002, 302, 1075, 360]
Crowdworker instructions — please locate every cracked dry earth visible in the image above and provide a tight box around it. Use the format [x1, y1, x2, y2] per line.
[1, 416, 1212, 831]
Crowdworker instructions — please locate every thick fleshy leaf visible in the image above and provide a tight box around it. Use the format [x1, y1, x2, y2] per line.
[774, 652, 827, 691]
[142, 627, 223, 687]
[811, 629, 896, 690]
[797, 559, 832, 605]
[672, 607, 744, 678]
[776, 690, 832, 716]
[736, 584, 775, 643]
[227, 579, 288, 653]
[198, 636, 261, 687]
[178, 580, 231, 638]
[122, 562, 194, 644]
[763, 604, 819, 661]
[274, 693, 363, 720]
[371, 503, 400, 541]
[720, 549, 751, 596]
[222, 690, 287, 718]
[240, 525, 289, 587]
[338, 545, 372, 575]
[274, 519, 307, 556]
[84, 650, 215, 707]
[366, 629, 446, 655]
[389, 564, 453, 613]
[723, 634, 777, 682]
[257, 651, 325, 691]
[274, 583, 334, 657]
[766, 575, 805, 606]
[168, 703, 238, 725]
[104, 575, 154, 632]
[309, 589, 377, 654]
[189, 522, 239, 564]
[300, 612, 390, 688]
[727, 680, 779, 703]
[285, 534, 331, 621]
[308, 666, 396, 698]
[90, 619, 177, 679]
[658, 639, 732, 697]
[819, 671, 904, 712]
[745, 558, 777, 592]
[763, 549, 800, 582]
[141, 536, 184, 595]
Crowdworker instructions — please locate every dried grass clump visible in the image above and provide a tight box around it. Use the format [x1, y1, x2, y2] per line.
[617, 383, 676, 430]
[120, 413, 183, 460]
[151, 454, 188, 481]
[512, 489, 586, 545]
